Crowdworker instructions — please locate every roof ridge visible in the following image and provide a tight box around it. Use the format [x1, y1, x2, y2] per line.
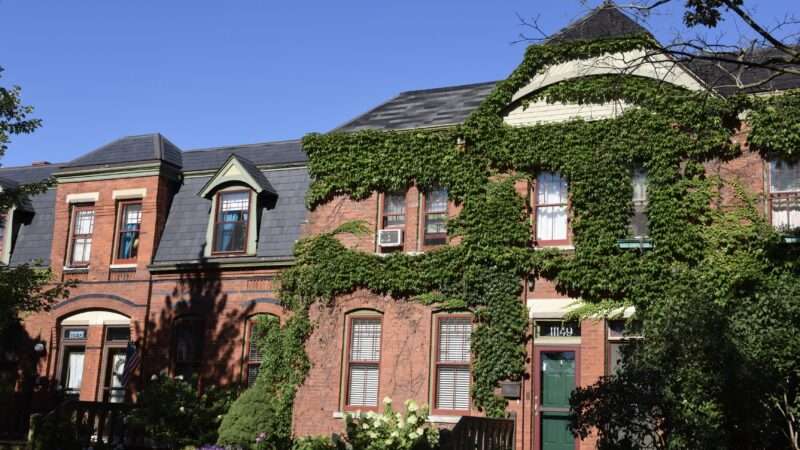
[182, 138, 303, 154]
[398, 80, 499, 95]
[0, 163, 64, 171]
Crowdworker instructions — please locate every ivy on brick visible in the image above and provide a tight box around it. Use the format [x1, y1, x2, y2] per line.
[240, 34, 800, 430]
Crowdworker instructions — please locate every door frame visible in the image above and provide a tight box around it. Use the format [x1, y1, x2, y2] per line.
[533, 345, 581, 450]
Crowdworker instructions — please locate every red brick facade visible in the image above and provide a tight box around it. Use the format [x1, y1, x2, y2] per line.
[12, 144, 773, 450]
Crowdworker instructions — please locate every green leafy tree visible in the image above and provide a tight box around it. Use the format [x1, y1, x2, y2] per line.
[0, 66, 71, 334]
[126, 374, 236, 449]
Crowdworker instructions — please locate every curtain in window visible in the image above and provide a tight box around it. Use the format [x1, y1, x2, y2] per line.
[109, 352, 127, 403]
[117, 204, 142, 259]
[438, 318, 471, 362]
[65, 351, 85, 391]
[536, 173, 568, 241]
[348, 318, 381, 407]
[71, 210, 95, 264]
[770, 161, 800, 230]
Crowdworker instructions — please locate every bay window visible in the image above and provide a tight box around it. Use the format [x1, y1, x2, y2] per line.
[535, 172, 569, 244]
[213, 191, 251, 253]
[435, 316, 472, 411]
[346, 316, 382, 408]
[769, 160, 800, 231]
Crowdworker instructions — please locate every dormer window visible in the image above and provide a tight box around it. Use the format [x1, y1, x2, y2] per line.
[213, 190, 251, 254]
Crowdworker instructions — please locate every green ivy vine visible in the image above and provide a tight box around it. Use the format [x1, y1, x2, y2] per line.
[260, 34, 800, 423]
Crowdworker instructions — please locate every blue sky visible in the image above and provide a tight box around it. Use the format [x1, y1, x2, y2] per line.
[0, 0, 794, 167]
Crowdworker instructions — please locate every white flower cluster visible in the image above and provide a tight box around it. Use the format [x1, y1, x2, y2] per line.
[343, 397, 438, 450]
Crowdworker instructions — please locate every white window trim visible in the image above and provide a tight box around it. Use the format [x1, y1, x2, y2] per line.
[0, 206, 15, 265]
[112, 188, 147, 200]
[65, 192, 99, 204]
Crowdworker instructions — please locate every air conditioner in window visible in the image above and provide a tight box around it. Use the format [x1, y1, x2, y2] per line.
[377, 229, 403, 248]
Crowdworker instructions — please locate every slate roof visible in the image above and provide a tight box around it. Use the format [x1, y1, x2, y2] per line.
[182, 140, 307, 172]
[686, 48, 800, 96]
[335, 81, 498, 132]
[547, 2, 652, 43]
[234, 155, 277, 195]
[0, 176, 19, 191]
[153, 167, 309, 263]
[63, 133, 182, 169]
[0, 165, 59, 266]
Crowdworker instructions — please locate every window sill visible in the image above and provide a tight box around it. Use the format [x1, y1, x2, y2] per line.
[332, 411, 462, 424]
[63, 266, 89, 274]
[534, 244, 574, 251]
[110, 263, 137, 270]
[617, 238, 653, 249]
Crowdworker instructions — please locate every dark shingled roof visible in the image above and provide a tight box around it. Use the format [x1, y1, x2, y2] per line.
[182, 140, 307, 172]
[63, 133, 183, 169]
[234, 155, 277, 195]
[547, 2, 651, 43]
[0, 165, 59, 266]
[0, 176, 19, 191]
[153, 167, 309, 263]
[335, 81, 498, 132]
[686, 48, 800, 96]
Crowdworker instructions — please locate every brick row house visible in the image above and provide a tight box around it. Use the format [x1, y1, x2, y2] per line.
[2, 5, 799, 450]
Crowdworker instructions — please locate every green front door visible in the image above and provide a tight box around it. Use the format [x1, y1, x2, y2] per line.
[540, 351, 576, 450]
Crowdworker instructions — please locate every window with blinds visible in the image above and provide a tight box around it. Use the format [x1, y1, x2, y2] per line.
[535, 172, 569, 243]
[435, 316, 472, 411]
[346, 317, 382, 407]
[246, 316, 266, 387]
[769, 160, 800, 231]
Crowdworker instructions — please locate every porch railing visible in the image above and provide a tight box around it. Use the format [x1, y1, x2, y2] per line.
[33, 400, 136, 448]
[441, 416, 516, 450]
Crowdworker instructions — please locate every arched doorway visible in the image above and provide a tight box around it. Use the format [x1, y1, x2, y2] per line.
[57, 310, 131, 402]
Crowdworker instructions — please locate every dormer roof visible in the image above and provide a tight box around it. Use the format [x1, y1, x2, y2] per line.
[547, 1, 652, 44]
[197, 154, 277, 198]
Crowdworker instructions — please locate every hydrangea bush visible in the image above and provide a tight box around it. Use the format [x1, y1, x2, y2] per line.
[340, 398, 439, 450]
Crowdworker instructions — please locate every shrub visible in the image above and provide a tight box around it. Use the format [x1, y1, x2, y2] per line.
[218, 314, 311, 450]
[340, 398, 439, 450]
[290, 436, 337, 450]
[126, 374, 236, 449]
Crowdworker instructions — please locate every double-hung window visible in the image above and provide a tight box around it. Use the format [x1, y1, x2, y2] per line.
[435, 316, 472, 411]
[0, 212, 6, 258]
[69, 205, 95, 266]
[382, 193, 406, 228]
[213, 191, 250, 253]
[769, 160, 800, 231]
[115, 201, 142, 262]
[424, 188, 448, 245]
[535, 173, 569, 244]
[246, 316, 267, 387]
[630, 168, 649, 238]
[346, 317, 382, 408]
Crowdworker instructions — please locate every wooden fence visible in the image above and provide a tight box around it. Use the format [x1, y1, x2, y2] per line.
[441, 416, 516, 450]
